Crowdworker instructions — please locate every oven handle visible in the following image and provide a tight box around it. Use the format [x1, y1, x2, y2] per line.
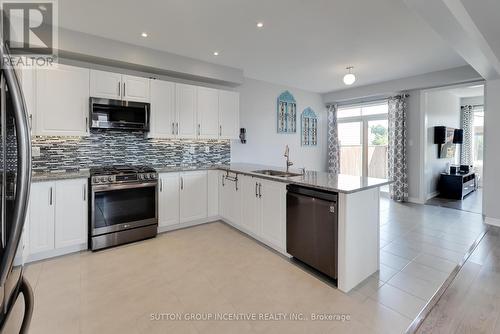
[92, 182, 157, 192]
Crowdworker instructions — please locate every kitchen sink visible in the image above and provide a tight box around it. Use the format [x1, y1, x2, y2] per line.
[252, 169, 302, 177]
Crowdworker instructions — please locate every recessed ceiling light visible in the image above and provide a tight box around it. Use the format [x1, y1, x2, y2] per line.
[257, 22, 264, 28]
[141, 32, 148, 38]
[213, 51, 219, 56]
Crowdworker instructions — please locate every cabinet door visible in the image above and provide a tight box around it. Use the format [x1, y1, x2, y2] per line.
[219, 90, 240, 139]
[175, 83, 197, 138]
[207, 170, 219, 217]
[122, 75, 150, 102]
[158, 173, 180, 227]
[54, 179, 88, 249]
[150, 80, 176, 138]
[220, 173, 241, 227]
[36, 64, 90, 136]
[29, 182, 55, 254]
[90, 69, 122, 100]
[179, 171, 207, 223]
[259, 179, 286, 250]
[240, 175, 259, 235]
[197, 87, 219, 139]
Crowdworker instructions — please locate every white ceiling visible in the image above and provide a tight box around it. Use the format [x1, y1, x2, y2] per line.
[57, 0, 466, 93]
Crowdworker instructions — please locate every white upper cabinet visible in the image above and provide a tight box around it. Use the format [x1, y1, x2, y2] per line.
[35, 64, 90, 137]
[149, 80, 176, 138]
[197, 87, 219, 139]
[122, 74, 150, 102]
[176, 83, 198, 138]
[90, 70, 150, 102]
[90, 70, 122, 100]
[179, 171, 208, 223]
[219, 90, 240, 139]
[54, 179, 88, 249]
[158, 173, 180, 227]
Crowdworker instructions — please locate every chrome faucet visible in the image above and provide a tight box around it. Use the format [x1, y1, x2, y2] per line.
[284, 145, 293, 173]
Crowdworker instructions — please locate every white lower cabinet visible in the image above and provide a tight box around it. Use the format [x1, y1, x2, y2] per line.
[180, 171, 208, 222]
[207, 170, 220, 217]
[29, 182, 55, 254]
[29, 178, 88, 259]
[220, 172, 242, 227]
[258, 179, 287, 251]
[240, 175, 259, 235]
[223, 174, 286, 252]
[158, 173, 180, 227]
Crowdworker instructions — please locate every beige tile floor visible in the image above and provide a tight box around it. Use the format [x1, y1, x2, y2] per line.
[20, 197, 485, 334]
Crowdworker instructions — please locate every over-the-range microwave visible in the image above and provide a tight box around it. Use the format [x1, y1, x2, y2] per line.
[89, 97, 150, 131]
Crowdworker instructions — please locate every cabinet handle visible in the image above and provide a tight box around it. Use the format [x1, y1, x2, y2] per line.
[198, 124, 201, 136]
[83, 184, 86, 201]
[255, 182, 258, 198]
[85, 117, 89, 131]
[123, 82, 126, 97]
[219, 125, 222, 137]
[29, 114, 32, 130]
[176, 122, 179, 135]
[258, 183, 262, 198]
[49, 187, 53, 205]
[160, 179, 163, 192]
[172, 122, 175, 135]
[118, 82, 121, 97]
[180, 177, 184, 190]
[222, 175, 225, 187]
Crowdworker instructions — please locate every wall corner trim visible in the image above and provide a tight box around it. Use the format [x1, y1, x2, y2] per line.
[484, 216, 500, 227]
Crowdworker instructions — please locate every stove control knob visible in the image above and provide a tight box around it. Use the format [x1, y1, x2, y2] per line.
[150, 173, 156, 179]
[101, 177, 108, 183]
[93, 177, 100, 183]
[108, 176, 113, 182]
[138, 174, 143, 180]
[143, 174, 149, 180]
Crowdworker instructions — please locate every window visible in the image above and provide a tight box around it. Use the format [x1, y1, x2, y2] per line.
[472, 107, 484, 186]
[338, 101, 389, 184]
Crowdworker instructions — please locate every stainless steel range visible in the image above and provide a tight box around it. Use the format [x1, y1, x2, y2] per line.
[89, 165, 158, 251]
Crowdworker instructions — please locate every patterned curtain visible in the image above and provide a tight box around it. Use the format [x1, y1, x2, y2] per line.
[460, 105, 474, 165]
[327, 104, 340, 173]
[388, 95, 408, 202]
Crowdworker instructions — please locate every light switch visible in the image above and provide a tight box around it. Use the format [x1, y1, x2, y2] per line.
[205, 146, 210, 153]
[32, 146, 41, 157]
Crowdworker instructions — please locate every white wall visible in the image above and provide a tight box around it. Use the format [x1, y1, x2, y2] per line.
[483, 79, 500, 223]
[406, 90, 422, 202]
[232, 78, 327, 171]
[423, 89, 461, 199]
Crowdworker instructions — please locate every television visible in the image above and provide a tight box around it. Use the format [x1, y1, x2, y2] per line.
[434, 126, 456, 159]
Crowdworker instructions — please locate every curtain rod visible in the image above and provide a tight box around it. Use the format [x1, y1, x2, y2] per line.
[325, 92, 409, 108]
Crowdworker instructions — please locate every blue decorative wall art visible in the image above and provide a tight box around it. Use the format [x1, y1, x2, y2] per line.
[277, 91, 297, 133]
[301, 107, 318, 146]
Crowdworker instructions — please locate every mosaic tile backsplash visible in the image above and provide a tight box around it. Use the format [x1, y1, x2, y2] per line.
[31, 130, 231, 172]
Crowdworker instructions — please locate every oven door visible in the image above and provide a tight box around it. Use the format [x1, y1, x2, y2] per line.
[91, 182, 157, 236]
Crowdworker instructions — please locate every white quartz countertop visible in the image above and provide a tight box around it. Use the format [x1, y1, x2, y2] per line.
[32, 163, 392, 193]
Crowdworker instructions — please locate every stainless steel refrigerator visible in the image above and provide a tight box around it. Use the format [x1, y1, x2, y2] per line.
[0, 43, 34, 333]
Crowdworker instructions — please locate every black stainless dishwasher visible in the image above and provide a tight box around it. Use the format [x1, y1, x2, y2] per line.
[286, 185, 338, 279]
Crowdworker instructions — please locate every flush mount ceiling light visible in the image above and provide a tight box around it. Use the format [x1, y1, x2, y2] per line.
[141, 32, 148, 38]
[213, 51, 220, 56]
[343, 66, 356, 85]
[257, 22, 264, 28]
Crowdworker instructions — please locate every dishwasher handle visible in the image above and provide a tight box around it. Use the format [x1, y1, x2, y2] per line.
[286, 184, 338, 202]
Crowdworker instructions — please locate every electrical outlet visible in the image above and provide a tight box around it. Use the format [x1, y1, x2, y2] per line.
[189, 145, 195, 154]
[205, 146, 210, 153]
[32, 146, 41, 157]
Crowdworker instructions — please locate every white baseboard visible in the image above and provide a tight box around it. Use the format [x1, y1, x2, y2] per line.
[158, 216, 221, 233]
[408, 196, 425, 204]
[27, 243, 87, 263]
[426, 191, 439, 201]
[485, 217, 500, 227]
